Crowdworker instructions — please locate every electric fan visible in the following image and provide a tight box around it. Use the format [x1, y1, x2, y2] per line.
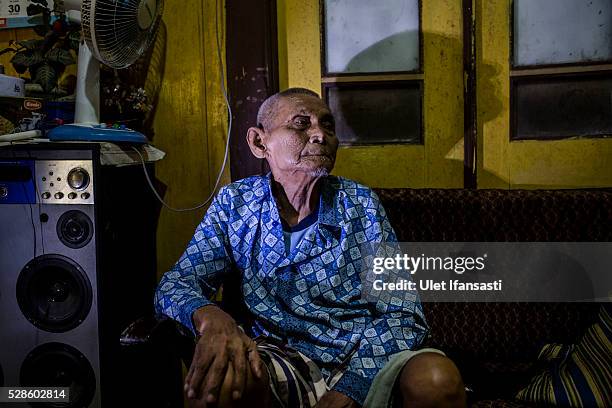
[47, 0, 163, 143]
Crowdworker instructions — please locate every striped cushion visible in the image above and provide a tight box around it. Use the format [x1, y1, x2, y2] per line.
[516, 305, 611, 407]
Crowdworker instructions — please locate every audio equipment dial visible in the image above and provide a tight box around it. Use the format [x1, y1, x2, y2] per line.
[35, 161, 94, 205]
[67, 168, 90, 191]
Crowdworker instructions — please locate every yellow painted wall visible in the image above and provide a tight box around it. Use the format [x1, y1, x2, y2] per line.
[277, 0, 464, 188]
[476, 0, 612, 189]
[280, 0, 611, 189]
[0, 4, 230, 276]
[0, 29, 38, 76]
[152, 0, 230, 277]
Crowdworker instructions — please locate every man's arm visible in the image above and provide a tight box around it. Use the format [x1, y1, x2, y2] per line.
[153, 190, 232, 333]
[331, 191, 429, 406]
[153, 188, 265, 405]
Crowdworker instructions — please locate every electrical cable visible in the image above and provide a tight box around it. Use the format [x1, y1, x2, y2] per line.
[30, 149, 45, 255]
[133, 0, 232, 212]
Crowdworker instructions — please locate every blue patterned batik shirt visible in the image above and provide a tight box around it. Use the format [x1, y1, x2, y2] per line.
[154, 173, 428, 404]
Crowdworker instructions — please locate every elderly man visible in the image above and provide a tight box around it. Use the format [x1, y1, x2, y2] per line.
[155, 88, 466, 408]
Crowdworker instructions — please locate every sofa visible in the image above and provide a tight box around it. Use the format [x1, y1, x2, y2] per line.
[122, 188, 612, 407]
[374, 188, 611, 407]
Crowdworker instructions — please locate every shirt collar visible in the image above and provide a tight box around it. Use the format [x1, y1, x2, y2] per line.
[264, 172, 343, 230]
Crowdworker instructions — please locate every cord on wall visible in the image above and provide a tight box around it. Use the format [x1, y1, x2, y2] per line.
[133, 0, 232, 212]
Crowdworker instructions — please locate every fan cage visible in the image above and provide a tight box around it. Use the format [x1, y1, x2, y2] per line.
[81, 0, 164, 69]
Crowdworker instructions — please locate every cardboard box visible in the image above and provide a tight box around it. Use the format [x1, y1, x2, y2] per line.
[0, 97, 44, 135]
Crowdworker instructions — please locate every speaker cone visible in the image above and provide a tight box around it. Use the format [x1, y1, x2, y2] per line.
[57, 210, 93, 249]
[17, 255, 92, 333]
[20, 342, 96, 408]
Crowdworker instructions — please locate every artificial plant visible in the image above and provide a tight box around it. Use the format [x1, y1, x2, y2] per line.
[0, 2, 80, 95]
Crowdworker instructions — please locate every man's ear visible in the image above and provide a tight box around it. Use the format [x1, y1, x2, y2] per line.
[246, 127, 267, 159]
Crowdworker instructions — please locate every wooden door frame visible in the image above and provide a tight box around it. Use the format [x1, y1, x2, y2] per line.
[463, 0, 477, 189]
[226, 0, 279, 181]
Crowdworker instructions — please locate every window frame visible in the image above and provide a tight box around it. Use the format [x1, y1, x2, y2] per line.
[320, 0, 424, 77]
[510, 71, 612, 141]
[319, 0, 425, 145]
[509, 0, 612, 141]
[322, 79, 424, 146]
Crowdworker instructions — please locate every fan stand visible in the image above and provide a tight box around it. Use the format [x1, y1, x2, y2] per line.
[75, 41, 100, 124]
[46, 0, 151, 144]
[47, 34, 148, 143]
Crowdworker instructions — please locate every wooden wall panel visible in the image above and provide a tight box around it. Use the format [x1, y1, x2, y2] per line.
[152, 0, 230, 277]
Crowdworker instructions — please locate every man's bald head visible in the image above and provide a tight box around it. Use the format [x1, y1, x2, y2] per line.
[257, 88, 321, 131]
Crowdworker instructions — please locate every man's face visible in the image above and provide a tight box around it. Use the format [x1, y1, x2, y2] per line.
[261, 94, 339, 178]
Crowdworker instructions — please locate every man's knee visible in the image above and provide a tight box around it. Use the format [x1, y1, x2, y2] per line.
[398, 352, 466, 408]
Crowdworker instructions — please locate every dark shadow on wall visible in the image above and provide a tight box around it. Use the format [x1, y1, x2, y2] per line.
[330, 29, 507, 187]
[343, 30, 419, 73]
[330, 30, 421, 145]
[476, 60, 509, 188]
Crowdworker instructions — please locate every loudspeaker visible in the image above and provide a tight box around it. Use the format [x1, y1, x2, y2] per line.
[0, 143, 168, 407]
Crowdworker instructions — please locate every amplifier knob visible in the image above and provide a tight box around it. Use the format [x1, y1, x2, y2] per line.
[67, 168, 90, 191]
[68, 192, 77, 199]
[54, 192, 64, 199]
[42, 192, 51, 199]
[80, 192, 90, 200]
[0, 186, 7, 198]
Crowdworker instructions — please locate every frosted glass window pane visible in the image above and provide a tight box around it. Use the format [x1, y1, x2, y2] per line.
[324, 0, 420, 74]
[512, 76, 612, 140]
[514, 0, 612, 66]
[326, 83, 422, 145]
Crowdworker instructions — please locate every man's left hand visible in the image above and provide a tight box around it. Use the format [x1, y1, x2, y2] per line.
[315, 390, 359, 408]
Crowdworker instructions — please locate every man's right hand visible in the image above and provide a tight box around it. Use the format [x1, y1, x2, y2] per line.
[185, 305, 264, 405]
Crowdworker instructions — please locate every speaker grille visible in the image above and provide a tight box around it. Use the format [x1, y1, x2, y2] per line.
[17, 255, 93, 333]
[57, 210, 94, 249]
[20, 342, 96, 408]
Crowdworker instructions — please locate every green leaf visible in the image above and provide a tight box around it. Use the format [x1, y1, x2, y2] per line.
[33, 62, 58, 93]
[67, 30, 81, 51]
[27, 16, 46, 26]
[30, 0, 50, 7]
[26, 4, 48, 17]
[11, 50, 44, 67]
[46, 48, 76, 65]
[16, 39, 45, 50]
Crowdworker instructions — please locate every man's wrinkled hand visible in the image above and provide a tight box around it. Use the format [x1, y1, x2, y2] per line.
[184, 305, 264, 406]
[316, 390, 359, 408]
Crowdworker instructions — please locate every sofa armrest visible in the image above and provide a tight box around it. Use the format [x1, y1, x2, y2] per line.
[120, 314, 196, 364]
